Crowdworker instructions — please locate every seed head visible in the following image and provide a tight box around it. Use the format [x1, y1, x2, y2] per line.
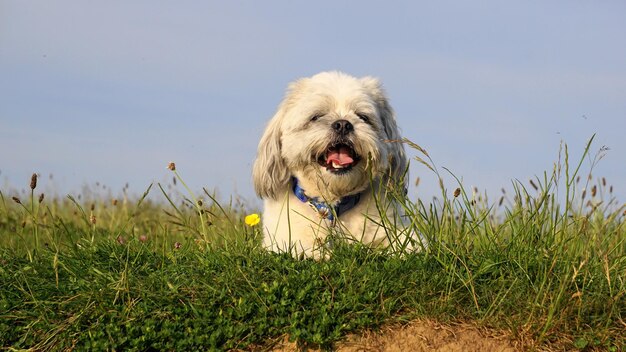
[167, 162, 176, 171]
[12, 196, 21, 204]
[197, 199, 203, 207]
[174, 241, 182, 250]
[529, 179, 538, 191]
[30, 173, 38, 190]
[591, 185, 597, 198]
[139, 235, 148, 243]
[112, 199, 118, 206]
[453, 188, 461, 198]
[117, 236, 125, 245]
[89, 214, 96, 225]
[38, 193, 45, 203]
[90, 203, 95, 211]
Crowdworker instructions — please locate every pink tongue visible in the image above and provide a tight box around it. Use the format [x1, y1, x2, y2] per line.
[326, 146, 354, 166]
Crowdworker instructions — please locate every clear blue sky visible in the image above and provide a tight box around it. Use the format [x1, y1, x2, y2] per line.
[1, 1, 625, 207]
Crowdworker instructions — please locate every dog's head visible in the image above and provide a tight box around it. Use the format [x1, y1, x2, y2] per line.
[253, 71, 406, 202]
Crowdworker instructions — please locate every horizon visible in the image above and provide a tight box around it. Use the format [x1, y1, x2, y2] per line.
[2, 1, 625, 207]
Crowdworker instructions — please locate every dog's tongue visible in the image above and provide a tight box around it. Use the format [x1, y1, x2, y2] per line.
[326, 146, 354, 166]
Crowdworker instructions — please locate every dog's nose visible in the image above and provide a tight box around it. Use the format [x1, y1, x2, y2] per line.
[331, 119, 354, 136]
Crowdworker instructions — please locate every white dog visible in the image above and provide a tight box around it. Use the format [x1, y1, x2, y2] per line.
[253, 71, 411, 258]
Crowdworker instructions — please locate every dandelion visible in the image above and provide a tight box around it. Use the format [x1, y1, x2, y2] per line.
[167, 162, 176, 171]
[245, 213, 261, 226]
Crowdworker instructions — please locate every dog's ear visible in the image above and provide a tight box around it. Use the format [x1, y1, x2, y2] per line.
[361, 77, 408, 182]
[253, 103, 291, 199]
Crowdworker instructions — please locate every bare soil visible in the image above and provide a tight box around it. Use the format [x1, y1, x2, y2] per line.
[270, 319, 521, 352]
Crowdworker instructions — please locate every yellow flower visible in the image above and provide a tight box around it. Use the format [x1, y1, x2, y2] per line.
[245, 213, 261, 226]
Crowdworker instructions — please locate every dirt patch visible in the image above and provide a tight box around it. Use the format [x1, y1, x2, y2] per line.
[271, 319, 520, 352]
[338, 319, 518, 352]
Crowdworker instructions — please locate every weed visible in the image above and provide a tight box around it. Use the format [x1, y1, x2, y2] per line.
[0, 136, 624, 350]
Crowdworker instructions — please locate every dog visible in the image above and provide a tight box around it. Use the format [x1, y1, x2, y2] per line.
[253, 71, 412, 258]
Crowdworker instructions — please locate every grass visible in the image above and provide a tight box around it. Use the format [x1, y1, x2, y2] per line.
[1, 136, 624, 351]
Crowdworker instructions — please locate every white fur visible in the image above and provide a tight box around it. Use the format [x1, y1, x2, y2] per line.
[253, 71, 410, 258]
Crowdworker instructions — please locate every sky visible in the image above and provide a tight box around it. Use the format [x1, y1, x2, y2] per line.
[1, 1, 625, 208]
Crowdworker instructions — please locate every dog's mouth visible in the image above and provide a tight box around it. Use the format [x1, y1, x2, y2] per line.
[317, 143, 361, 174]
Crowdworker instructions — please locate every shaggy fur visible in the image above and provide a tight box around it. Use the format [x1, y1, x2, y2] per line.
[253, 71, 409, 258]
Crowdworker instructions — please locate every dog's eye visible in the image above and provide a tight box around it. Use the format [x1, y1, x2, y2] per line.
[356, 113, 371, 124]
[310, 114, 323, 122]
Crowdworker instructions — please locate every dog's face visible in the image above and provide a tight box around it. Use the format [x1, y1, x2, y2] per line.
[253, 71, 406, 202]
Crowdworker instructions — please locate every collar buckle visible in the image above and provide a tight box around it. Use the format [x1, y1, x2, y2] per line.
[292, 178, 360, 227]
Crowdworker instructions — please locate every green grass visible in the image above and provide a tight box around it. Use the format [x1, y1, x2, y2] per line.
[1, 136, 625, 351]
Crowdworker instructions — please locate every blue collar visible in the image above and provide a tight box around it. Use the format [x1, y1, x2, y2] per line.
[292, 178, 362, 225]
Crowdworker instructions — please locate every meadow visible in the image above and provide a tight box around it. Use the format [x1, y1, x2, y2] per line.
[1, 137, 624, 351]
